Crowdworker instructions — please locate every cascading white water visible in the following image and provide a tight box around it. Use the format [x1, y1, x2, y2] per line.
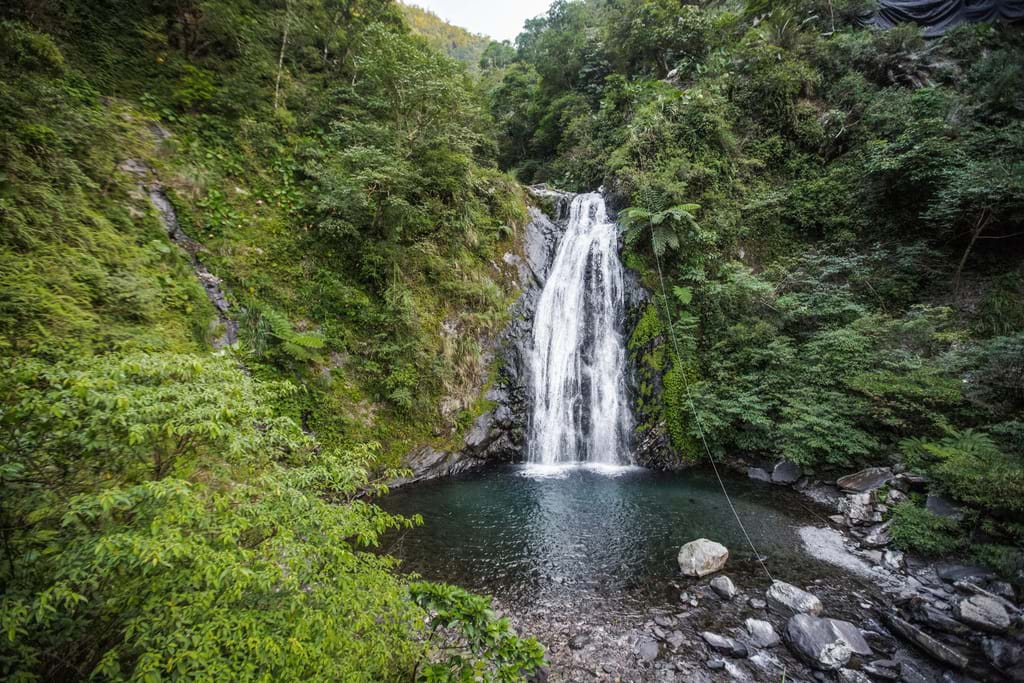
[527, 193, 633, 466]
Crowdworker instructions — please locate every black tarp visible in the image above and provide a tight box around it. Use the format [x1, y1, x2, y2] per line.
[864, 0, 1024, 36]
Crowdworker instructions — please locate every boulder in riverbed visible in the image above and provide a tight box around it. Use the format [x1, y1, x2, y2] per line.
[677, 539, 728, 577]
[882, 613, 968, 669]
[840, 492, 880, 526]
[744, 618, 780, 647]
[710, 575, 736, 600]
[701, 631, 748, 658]
[747, 467, 771, 482]
[862, 521, 892, 548]
[836, 467, 892, 493]
[766, 580, 823, 616]
[635, 636, 660, 662]
[837, 669, 872, 683]
[956, 595, 1011, 633]
[826, 618, 873, 656]
[772, 461, 802, 484]
[785, 614, 852, 670]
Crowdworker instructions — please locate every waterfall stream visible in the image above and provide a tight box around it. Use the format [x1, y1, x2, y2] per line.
[527, 193, 633, 466]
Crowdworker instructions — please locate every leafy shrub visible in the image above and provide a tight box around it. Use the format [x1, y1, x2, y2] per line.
[0, 353, 422, 681]
[889, 500, 967, 555]
[410, 583, 545, 682]
[902, 428, 1024, 516]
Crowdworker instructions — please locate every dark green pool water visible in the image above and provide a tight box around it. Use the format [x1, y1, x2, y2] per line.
[380, 464, 842, 613]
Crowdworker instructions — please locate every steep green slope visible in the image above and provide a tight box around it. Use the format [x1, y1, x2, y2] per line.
[489, 0, 1024, 572]
[0, 2, 543, 680]
[401, 2, 492, 70]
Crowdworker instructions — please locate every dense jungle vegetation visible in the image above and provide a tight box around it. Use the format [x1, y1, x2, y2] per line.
[1, 0, 1022, 679]
[1, 0, 542, 680]
[485, 0, 1024, 574]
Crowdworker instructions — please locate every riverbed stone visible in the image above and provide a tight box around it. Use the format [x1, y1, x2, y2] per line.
[748, 597, 767, 610]
[837, 669, 872, 683]
[882, 549, 905, 571]
[744, 618, 780, 647]
[882, 613, 968, 669]
[936, 563, 994, 584]
[955, 595, 1011, 633]
[862, 521, 892, 548]
[710, 575, 737, 600]
[983, 637, 1024, 681]
[772, 461, 802, 484]
[677, 539, 729, 577]
[767, 580, 823, 616]
[569, 632, 592, 650]
[863, 659, 901, 680]
[837, 467, 893, 493]
[840, 492, 880, 526]
[747, 467, 771, 482]
[653, 614, 676, 628]
[826, 619, 873, 656]
[785, 614, 852, 671]
[635, 636, 660, 662]
[701, 631, 748, 658]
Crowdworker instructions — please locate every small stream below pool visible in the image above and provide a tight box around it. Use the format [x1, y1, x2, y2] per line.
[381, 465, 860, 616]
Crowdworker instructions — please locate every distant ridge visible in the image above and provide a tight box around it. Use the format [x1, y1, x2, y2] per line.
[400, 2, 492, 71]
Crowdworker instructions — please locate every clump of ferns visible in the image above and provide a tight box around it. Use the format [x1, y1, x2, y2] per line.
[240, 304, 326, 367]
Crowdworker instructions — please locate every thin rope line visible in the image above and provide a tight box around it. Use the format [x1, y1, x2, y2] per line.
[651, 246, 775, 584]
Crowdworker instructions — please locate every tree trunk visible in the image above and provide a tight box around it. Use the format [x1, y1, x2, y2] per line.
[273, 1, 292, 111]
[953, 208, 991, 297]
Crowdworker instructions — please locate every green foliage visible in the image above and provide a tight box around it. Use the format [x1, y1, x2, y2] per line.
[890, 500, 968, 556]
[0, 3, 539, 680]
[401, 3, 492, 71]
[902, 427, 1024, 516]
[410, 583, 545, 682]
[495, 3, 1023, 572]
[241, 304, 325, 365]
[621, 203, 703, 257]
[0, 353, 424, 681]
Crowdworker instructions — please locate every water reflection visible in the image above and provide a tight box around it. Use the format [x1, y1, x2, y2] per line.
[380, 465, 833, 613]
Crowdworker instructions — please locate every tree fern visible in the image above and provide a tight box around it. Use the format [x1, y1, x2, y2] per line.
[622, 204, 702, 257]
[241, 305, 325, 365]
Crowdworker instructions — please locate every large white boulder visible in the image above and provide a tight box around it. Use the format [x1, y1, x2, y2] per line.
[677, 538, 729, 577]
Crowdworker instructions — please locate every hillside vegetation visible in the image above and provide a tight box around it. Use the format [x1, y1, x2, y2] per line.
[401, 2, 492, 69]
[1, 0, 1023, 679]
[1, 1, 542, 680]
[486, 0, 1024, 572]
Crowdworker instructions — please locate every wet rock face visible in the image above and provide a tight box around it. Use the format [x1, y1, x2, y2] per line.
[396, 192, 572, 485]
[119, 159, 238, 349]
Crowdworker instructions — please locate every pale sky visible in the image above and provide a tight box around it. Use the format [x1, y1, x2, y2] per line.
[407, 1, 553, 42]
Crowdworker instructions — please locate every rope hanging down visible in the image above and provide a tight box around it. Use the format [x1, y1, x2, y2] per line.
[651, 246, 775, 584]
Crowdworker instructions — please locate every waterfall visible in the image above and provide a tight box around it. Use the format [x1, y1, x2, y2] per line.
[527, 193, 633, 466]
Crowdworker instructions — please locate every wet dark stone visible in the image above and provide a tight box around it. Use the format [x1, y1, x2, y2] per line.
[772, 461, 802, 485]
[836, 467, 893, 493]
